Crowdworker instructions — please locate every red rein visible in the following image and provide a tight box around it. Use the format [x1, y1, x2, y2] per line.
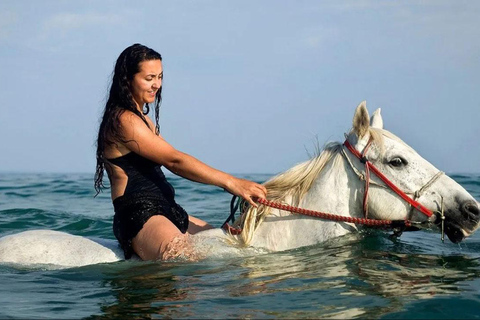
[223, 139, 437, 235]
[256, 198, 411, 227]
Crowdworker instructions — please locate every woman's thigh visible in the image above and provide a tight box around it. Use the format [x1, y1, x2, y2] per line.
[132, 215, 187, 261]
[187, 215, 214, 235]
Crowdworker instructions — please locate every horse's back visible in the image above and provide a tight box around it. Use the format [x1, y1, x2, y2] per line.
[0, 230, 123, 268]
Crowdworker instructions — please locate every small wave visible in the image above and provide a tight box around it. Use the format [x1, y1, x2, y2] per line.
[0, 208, 62, 234]
[57, 219, 114, 238]
[0, 208, 113, 239]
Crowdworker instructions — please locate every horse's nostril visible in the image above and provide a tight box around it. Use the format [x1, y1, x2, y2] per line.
[463, 201, 480, 219]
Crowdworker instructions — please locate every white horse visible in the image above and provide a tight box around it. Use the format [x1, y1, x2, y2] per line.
[1, 102, 478, 268]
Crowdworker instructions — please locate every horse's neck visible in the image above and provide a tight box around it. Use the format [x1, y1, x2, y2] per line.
[249, 155, 364, 251]
[300, 154, 363, 218]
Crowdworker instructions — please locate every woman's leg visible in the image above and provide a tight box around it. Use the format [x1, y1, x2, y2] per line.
[132, 215, 214, 261]
[187, 215, 214, 235]
[132, 215, 192, 261]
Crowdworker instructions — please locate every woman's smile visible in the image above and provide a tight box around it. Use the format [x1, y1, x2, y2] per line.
[131, 59, 163, 107]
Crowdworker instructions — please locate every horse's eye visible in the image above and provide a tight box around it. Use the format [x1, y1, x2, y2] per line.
[389, 157, 406, 167]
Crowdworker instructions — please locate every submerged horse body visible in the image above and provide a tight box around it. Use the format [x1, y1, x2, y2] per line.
[1, 102, 479, 268]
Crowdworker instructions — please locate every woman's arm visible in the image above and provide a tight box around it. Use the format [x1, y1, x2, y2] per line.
[118, 112, 267, 206]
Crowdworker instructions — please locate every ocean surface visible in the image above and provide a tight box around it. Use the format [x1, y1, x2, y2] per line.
[1, 172, 480, 319]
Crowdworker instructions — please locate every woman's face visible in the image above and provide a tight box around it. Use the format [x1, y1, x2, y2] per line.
[130, 59, 163, 108]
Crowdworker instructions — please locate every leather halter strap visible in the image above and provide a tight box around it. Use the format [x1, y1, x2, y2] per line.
[343, 139, 441, 219]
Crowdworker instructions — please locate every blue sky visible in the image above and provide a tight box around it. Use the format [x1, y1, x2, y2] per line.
[0, 0, 479, 174]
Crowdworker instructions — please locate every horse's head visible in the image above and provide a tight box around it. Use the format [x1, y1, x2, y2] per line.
[346, 101, 479, 243]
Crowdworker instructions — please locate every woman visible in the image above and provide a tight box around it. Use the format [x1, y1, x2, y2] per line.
[94, 44, 267, 261]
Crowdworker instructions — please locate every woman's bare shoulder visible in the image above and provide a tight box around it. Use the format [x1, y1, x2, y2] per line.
[118, 110, 139, 124]
[118, 110, 155, 133]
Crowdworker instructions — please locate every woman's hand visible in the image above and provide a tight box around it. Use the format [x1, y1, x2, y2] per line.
[224, 177, 267, 207]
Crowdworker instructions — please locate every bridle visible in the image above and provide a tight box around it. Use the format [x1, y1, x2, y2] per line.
[223, 137, 445, 239]
[342, 139, 444, 221]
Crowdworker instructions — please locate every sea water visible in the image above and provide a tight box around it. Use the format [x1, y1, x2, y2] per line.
[0, 172, 480, 319]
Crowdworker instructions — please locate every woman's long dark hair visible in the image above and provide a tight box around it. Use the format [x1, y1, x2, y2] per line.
[94, 44, 162, 195]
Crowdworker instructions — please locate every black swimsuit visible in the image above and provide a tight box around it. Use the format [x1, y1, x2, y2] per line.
[108, 152, 189, 259]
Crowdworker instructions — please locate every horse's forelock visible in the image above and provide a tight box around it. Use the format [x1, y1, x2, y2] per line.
[371, 128, 417, 155]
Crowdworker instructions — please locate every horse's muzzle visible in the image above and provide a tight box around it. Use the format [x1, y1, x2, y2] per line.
[462, 200, 480, 220]
[444, 200, 480, 243]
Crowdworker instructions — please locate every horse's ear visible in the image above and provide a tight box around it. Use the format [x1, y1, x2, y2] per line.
[370, 108, 383, 129]
[352, 101, 370, 138]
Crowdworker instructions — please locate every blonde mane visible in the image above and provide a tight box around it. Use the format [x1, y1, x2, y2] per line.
[231, 128, 385, 247]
